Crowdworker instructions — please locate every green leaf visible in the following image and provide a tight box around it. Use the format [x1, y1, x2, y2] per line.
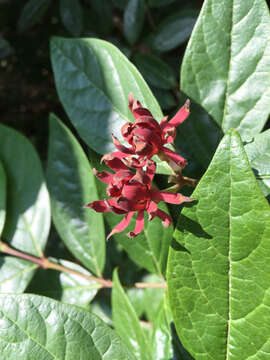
[127, 274, 165, 320]
[0, 125, 50, 291]
[167, 130, 270, 359]
[91, 0, 113, 36]
[152, 298, 174, 360]
[151, 9, 198, 52]
[0, 160, 6, 235]
[175, 101, 223, 170]
[245, 129, 270, 198]
[0, 124, 50, 257]
[112, 270, 152, 360]
[47, 114, 105, 276]
[0, 257, 38, 293]
[0, 294, 135, 360]
[133, 52, 177, 89]
[59, 0, 83, 37]
[17, 0, 51, 32]
[50, 37, 162, 155]
[27, 258, 100, 307]
[181, 0, 270, 138]
[124, 0, 145, 45]
[112, 0, 129, 9]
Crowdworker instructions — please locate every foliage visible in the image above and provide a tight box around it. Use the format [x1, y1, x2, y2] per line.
[0, 0, 270, 359]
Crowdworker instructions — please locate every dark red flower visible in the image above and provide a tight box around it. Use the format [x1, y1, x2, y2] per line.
[109, 93, 190, 169]
[85, 158, 194, 239]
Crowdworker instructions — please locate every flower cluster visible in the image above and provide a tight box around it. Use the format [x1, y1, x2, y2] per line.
[86, 93, 194, 239]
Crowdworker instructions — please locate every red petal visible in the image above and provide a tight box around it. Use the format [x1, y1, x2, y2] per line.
[146, 200, 158, 221]
[122, 183, 148, 202]
[128, 93, 153, 119]
[151, 189, 194, 204]
[101, 152, 129, 171]
[85, 200, 111, 212]
[106, 199, 127, 214]
[134, 127, 163, 148]
[127, 210, 145, 238]
[155, 209, 171, 227]
[107, 211, 134, 240]
[145, 160, 156, 185]
[161, 146, 187, 168]
[93, 169, 113, 184]
[112, 134, 134, 154]
[164, 100, 190, 128]
[134, 116, 161, 133]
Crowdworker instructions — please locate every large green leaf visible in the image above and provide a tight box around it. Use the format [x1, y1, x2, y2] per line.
[124, 0, 145, 45]
[181, 0, 270, 138]
[112, 270, 152, 360]
[167, 130, 270, 359]
[0, 160, 6, 235]
[50, 37, 162, 155]
[245, 129, 270, 198]
[0, 294, 135, 360]
[47, 114, 105, 276]
[27, 258, 100, 307]
[0, 124, 50, 270]
[151, 9, 198, 52]
[17, 0, 51, 32]
[59, 0, 83, 37]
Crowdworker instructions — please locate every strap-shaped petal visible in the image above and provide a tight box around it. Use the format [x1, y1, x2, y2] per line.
[127, 210, 145, 238]
[107, 211, 134, 240]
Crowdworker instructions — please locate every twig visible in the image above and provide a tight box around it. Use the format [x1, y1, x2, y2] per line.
[0, 241, 167, 289]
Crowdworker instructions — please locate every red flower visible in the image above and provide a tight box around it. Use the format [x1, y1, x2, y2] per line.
[85, 158, 193, 239]
[109, 93, 190, 169]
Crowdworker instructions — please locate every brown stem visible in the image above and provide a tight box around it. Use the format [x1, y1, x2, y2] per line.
[0, 241, 167, 289]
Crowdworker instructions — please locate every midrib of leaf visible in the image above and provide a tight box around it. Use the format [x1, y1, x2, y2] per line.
[0, 263, 37, 286]
[1, 310, 58, 360]
[221, 0, 234, 130]
[225, 135, 233, 360]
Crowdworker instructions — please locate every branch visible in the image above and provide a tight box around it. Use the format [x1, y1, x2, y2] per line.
[0, 241, 167, 289]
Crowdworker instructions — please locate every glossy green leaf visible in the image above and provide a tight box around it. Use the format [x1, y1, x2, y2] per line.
[47, 114, 105, 276]
[0, 294, 135, 360]
[112, 270, 152, 360]
[181, 0, 270, 138]
[167, 130, 270, 359]
[91, 0, 113, 36]
[133, 53, 177, 89]
[151, 9, 198, 52]
[124, 0, 145, 45]
[0, 160, 6, 235]
[60, 0, 83, 37]
[17, 0, 51, 32]
[27, 258, 100, 307]
[50, 37, 162, 155]
[0, 257, 38, 293]
[245, 129, 270, 198]
[0, 124, 50, 257]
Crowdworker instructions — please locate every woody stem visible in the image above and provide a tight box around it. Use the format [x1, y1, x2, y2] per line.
[0, 241, 166, 289]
